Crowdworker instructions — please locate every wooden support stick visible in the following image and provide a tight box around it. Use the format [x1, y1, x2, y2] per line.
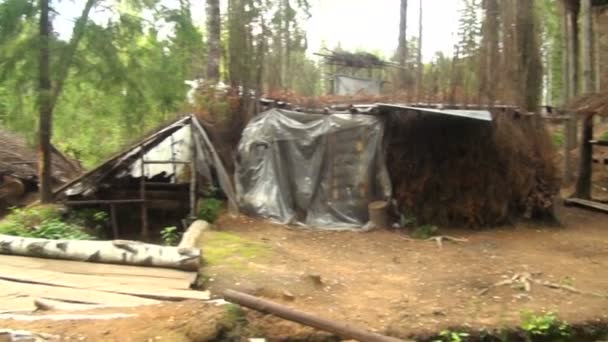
[110, 203, 119, 239]
[139, 146, 149, 241]
[223, 289, 407, 342]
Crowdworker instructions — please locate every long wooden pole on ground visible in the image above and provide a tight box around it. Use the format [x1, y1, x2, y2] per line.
[223, 289, 408, 342]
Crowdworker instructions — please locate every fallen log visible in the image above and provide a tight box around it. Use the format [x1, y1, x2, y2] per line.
[0, 235, 201, 271]
[223, 289, 408, 342]
[178, 220, 208, 249]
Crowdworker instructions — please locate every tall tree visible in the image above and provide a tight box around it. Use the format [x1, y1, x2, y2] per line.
[575, 0, 597, 199]
[38, 0, 96, 202]
[479, 0, 500, 105]
[416, 0, 423, 100]
[38, 0, 52, 202]
[206, 0, 221, 82]
[397, 0, 408, 88]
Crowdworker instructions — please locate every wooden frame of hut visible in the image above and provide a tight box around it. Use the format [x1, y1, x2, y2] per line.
[52, 115, 237, 241]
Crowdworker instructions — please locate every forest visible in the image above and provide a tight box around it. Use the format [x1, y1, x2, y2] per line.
[0, 0, 604, 174]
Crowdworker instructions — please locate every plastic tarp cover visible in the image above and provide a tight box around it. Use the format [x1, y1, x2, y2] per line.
[334, 75, 381, 96]
[236, 109, 391, 229]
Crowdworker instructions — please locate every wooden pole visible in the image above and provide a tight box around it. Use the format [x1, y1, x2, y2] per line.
[575, 113, 594, 199]
[109, 203, 119, 239]
[189, 119, 198, 219]
[139, 146, 149, 241]
[223, 289, 408, 342]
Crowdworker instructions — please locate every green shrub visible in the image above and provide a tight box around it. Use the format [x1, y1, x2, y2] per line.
[434, 330, 469, 342]
[552, 131, 565, 148]
[30, 220, 93, 240]
[198, 198, 223, 223]
[520, 311, 571, 341]
[160, 226, 179, 246]
[601, 130, 608, 141]
[0, 206, 92, 240]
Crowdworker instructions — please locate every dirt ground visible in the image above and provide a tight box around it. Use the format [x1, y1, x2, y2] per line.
[2, 204, 608, 341]
[202, 204, 608, 339]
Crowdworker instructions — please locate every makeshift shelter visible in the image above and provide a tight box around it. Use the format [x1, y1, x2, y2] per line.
[53, 115, 237, 240]
[0, 127, 82, 210]
[235, 109, 391, 229]
[236, 105, 559, 228]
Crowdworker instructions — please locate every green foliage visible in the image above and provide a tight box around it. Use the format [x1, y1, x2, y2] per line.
[520, 311, 571, 341]
[160, 226, 179, 246]
[434, 330, 470, 342]
[198, 198, 223, 223]
[411, 224, 439, 239]
[552, 131, 564, 148]
[0, 206, 92, 240]
[600, 131, 608, 142]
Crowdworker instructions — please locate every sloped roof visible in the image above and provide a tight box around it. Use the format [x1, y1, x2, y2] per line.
[0, 127, 83, 183]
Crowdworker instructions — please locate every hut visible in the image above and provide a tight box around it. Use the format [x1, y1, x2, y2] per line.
[236, 104, 559, 228]
[52, 115, 237, 240]
[0, 127, 83, 211]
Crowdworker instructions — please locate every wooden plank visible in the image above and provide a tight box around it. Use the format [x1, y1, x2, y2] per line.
[564, 198, 608, 213]
[65, 199, 144, 205]
[0, 255, 196, 283]
[0, 264, 209, 301]
[0, 279, 158, 310]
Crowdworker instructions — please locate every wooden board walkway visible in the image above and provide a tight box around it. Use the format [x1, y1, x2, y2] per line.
[0, 255, 208, 312]
[564, 197, 608, 214]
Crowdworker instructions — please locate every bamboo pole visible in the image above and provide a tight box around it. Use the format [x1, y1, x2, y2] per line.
[223, 290, 407, 342]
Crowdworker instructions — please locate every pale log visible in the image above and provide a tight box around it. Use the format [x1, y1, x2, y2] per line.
[0, 235, 201, 271]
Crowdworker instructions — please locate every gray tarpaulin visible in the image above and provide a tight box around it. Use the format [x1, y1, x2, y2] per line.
[334, 75, 382, 96]
[235, 109, 391, 229]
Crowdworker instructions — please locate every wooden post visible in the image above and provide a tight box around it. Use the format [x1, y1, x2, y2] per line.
[189, 119, 198, 219]
[109, 204, 119, 239]
[139, 145, 149, 241]
[564, 114, 574, 182]
[223, 290, 407, 342]
[575, 113, 594, 199]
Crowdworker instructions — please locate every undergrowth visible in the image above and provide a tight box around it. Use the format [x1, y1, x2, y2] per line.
[0, 206, 93, 240]
[198, 198, 223, 223]
[520, 311, 571, 341]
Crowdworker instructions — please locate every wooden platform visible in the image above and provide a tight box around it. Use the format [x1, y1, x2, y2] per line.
[564, 197, 608, 214]
[0, 255, 208, 312]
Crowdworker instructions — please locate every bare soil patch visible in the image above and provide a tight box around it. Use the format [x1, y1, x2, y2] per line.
[2, 205, 608, 341]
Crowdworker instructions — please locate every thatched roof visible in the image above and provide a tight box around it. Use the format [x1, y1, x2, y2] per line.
[0, 127, 83, 184]
[565, 92, 608, 115]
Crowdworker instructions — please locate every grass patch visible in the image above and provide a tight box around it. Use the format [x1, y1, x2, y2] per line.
[202, 231, 271, 269]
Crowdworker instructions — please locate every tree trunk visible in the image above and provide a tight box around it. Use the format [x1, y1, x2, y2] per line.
[416, 0, 423, 101]
[397, 0, 408, 89]
[581, 0, 596, 94]
[515, 0, 543, 112]
[38, 0, 96, 203]
[563, 0, 580, 182]
[38, 0, 52, 203]
[574, 0, 596, 198]
[0, 234, 201, 271]
[206, 0, 221, 82]
[481, 0, 500, 105]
